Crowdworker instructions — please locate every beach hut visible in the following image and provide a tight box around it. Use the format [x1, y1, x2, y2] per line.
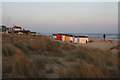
[65, 34, 69, 42]
[57, 33, 62, 40]
[62, 34, 66, 41]
[74, 36, 78, 44]
[48, 35, 51, 39]
[78, 36, 89, 44]
[69, 35, 74, 42]
[52, 34, 57, 40]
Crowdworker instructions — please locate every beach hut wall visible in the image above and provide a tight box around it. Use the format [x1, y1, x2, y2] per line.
[53, 34, 57, 40]
[57, 33, 62, 40]
[74, 36, 78, 44]
[48, 35, 51, 39]
[69, 35, 74, 42]
[51, 35, 53, 39]
[78, 36, 89, 44]
[55, 36, 57, 39]
[62, 34, 66, 41]
[65, 34, 69, 42]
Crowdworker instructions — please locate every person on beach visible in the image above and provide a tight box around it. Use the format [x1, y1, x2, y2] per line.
[103, 34, 106, 41]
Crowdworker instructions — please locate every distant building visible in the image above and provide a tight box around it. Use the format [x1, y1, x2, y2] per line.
[30, 32, 36, 35]
[8, 27, 13, 31]
[1, 25, 8, 32]
[13, 30, 30, 34]
[1, 25, 36, 35]
[12, 26, 24, 31]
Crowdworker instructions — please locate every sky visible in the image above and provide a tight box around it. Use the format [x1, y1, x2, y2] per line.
[2, 2, 118, 33]
[1, 0, 119, 2]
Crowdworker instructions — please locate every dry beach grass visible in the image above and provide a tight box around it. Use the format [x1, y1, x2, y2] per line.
[2, 34, 119, 78]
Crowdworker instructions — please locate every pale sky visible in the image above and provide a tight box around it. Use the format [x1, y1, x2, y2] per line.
[2, 2, 118, 33]
[1, 0, 119, 2]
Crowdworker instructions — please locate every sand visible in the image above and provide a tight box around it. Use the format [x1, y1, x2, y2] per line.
[79, 39, 118, 51]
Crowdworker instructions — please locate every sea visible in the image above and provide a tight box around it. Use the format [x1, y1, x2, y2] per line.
[36, 33, 119, 40]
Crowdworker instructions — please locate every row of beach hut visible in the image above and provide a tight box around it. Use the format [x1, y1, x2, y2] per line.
[51, 33, 89, 44]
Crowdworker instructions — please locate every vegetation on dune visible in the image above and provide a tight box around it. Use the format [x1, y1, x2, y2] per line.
[2, 34, 118, 78]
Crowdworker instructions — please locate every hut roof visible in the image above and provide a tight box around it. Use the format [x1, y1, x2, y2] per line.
[57, 33, 63, 35]
[65, 34, 70, 36]
[30, 32, 36, 33]
[78, 36, 88, 38]
[53, 34, 57, 36]
[70, 35, 73, 37]
[74, 36, 79, 38]
[13, 26, 22, 29]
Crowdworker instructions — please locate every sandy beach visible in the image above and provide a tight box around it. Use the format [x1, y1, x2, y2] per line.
[79, 39, 118, 50]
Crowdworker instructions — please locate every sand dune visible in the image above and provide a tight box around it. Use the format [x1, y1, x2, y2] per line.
[2, 34, 118, 78]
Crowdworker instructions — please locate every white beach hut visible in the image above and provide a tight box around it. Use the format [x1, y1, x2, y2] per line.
[52, 34, 57, 40]
[69, 35, 74, 42]
[78, 36, 89, 44]
[74, 36, 78, 44]
[62, 34, 66, 41]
